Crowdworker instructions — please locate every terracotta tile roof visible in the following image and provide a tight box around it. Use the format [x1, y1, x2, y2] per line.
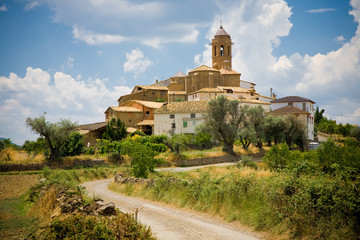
[218, 86, 252, 93]
[271, 96, 315, 104]
[151, 78, 171, 87]
[137, 120, 154, 126]
[240, 80, 256, 85]
[215, 25, 230, 36]
[269, 105, 310, 115]
[220, 69, 240, 75]
[189, 65, 220, 73]
[121, 100, 164, 109]
[105, 106, 142, 113]
[171, 71, 187, 78]
[239, 99, 270, 105]
[131, 85, 168, 93]
[127, 127, 137, 133]
[77, 122, 107, 131]
[168, 91, 187, 95]
[155, 101, 209, 114]
[189, 88, 225, 94]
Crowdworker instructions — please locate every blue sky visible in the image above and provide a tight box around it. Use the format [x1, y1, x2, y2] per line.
[1, 0, 360, 144]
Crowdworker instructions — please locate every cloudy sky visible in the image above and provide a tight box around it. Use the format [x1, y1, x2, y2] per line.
[1, 0, 359, 144]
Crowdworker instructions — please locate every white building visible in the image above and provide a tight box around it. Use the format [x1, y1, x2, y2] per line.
[154, 101, 208, 136]
[270, 96, 315, 141]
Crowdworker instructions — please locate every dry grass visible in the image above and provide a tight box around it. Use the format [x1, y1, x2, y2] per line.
[0, 148, 45, 165]
[0, 175, 39, 200]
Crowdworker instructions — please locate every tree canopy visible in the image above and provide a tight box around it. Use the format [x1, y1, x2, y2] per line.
[26, 114, 77, 161]
[102, 118, 127, 142]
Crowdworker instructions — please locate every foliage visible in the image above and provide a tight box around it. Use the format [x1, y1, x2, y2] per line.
[205, 95, 246, 155]
[102, 118, 127, 142]
[283, 116, 307, 151]
[314, 106, 325, 125]
[22, 137, 47, 154]
[121, 140, 157, 178]
[61, 132, 84, 156]
[238, 155, 258, 170]
[193, 123, 214, 150]
[246, 105, 266, 149]
[351, 126, 360, 141]
[26, 114, 77, 161]
[129, 130, 146, 137]
[86, 147, 95, 155]
[163, 134, 191, 155]
[29, 213, 154, 240]
[263, 115, 286, 146]
[107, 152, 124, 164]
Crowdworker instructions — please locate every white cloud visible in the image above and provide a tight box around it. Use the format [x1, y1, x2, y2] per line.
[195, 0, 360, 125]
[73, 26, 129, 45]
[0, 67, 131, 144]
[123, 49, 153, 77]
[0, 5, 8, 12]
[24, 1, 39, 11]
[307, 8, 336, 14]
[61, 56, 74, 70]
[334, 35, 346, 44]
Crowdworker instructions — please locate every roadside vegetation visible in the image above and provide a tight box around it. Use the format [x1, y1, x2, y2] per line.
[110, 139, 360, 239]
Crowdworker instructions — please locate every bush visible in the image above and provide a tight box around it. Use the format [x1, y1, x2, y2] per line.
[23, 137, 47, 154]
[107, 152, 124, 164]
[61, 132, 84, 156]
[263, 143, 291, 171]
[238, 155, 258, 170]
[145, 142, 168, 153]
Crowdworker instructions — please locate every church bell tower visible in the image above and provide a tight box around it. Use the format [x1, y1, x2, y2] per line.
[212, 25, 232, 70]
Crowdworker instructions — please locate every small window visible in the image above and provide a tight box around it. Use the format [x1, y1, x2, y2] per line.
[220, 45, 224, 56]
[129, 120, 132, 123]
[302, 103, 306, 111]
[191, 113, 196, 118]
[146, 111, 150, 116]
[193, 121, 196, 126]
[171, 123, 176, 129]
[183, 121, 187, 128]
[170, 114, 175, 119]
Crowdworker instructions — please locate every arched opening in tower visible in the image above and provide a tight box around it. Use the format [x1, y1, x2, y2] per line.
[220, 45, 224, 56]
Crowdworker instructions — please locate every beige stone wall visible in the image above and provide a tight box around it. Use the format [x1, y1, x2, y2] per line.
[118, 90, 168, 104]
[168, 94, 186, 102]
[222, 74, 240, 87]
[168, 82, 185, 91]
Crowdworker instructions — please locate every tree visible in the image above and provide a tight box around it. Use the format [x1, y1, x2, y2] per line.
[263, 115, 286, 146]
[26, 114, 77, 161]
[61, 132, 85, 156]
[205, 95, 246, 155]
[283, 116, 307, 150]
[102, 118, 127, 142]
[351, 126, 360, 141]
[163, 134, 190, 155]
[314, 106, 325, 126]
[246, 105, 266, 149]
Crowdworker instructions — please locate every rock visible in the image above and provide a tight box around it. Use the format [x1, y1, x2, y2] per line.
[98, 202, 116, 216]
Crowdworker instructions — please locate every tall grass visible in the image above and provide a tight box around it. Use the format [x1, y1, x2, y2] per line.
[110, 164, 360, 239]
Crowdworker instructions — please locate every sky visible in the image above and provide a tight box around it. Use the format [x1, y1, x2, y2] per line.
[0, 0, 360, 145]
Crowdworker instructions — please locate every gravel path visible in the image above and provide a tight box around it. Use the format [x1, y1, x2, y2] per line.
[83, 172, 263, 240]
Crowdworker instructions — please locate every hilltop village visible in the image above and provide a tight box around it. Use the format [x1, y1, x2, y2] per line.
[79, 26, 315, 146]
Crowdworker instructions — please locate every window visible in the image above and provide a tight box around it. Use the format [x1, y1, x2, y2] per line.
[191, 113, 196, 118]
[214, 46, 217, 56]
[183, 121, 187, 128]
[170, 114, 175, 119]
[193, 121, 196, 126]
[220, 45, 224, 56]
[146, 111, 150, 116]
[171, 123, 176, 129]
[302, 103, 306, 111]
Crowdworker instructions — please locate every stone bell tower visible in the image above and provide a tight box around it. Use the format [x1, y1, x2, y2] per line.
[212, 25, 232, 70]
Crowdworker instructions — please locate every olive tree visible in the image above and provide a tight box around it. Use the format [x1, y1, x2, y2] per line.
[205, 95, 246, 155]
[26, 114, 77, 161]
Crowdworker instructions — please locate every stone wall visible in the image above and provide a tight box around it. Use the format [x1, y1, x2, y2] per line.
[174, 155, 237, 167]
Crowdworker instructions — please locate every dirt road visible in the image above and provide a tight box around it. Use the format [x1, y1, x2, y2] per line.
[83, 178, 263, 240]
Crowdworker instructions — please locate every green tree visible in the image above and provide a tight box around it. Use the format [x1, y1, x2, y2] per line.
[351, 126, 360, 141]
[26, 114, 77, 161]
[23, 137, 47, 154]
[283, 116, 307, 150]
[102, 118, 127, 141]
[164, 134, 190, 155]
[314, 106, 325, 125]
[263, 115, 286, 146]
[246, 105, 266, 149]
[205, 95, 246, 155]
[61, 132, 85, 156]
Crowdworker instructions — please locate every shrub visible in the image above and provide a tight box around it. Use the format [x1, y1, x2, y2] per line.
[61, 132, 84, 156]
[263, 143, 291, 171]
[145, 142, 168, 153]
[23, 137, 47, 154]
[107, 152, 124, 164]
[238, 155, 258, 170]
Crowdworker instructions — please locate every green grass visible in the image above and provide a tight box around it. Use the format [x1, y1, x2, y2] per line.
[0, 194, 38, 239]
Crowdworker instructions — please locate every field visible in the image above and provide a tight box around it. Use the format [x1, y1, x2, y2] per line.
[0, 174, 39, 239]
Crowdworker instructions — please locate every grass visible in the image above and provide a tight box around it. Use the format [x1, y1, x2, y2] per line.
[0, 148, 45, 165]
[0, 174, 39, 239]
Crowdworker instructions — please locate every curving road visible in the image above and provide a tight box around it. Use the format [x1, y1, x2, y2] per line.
[83, 177, 263, 240]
